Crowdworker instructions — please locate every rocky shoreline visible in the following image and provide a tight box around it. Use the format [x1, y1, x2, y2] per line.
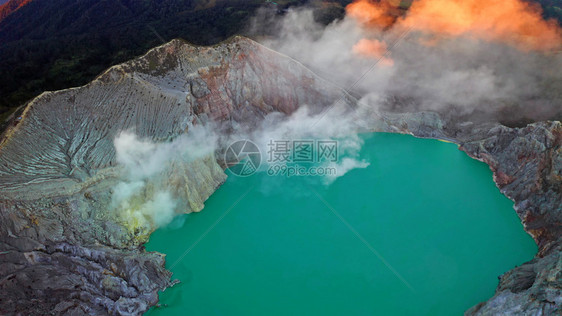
[0, 37, 560, 315]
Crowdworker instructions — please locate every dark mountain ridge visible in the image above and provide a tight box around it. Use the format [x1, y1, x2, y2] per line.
[0, 0, 352, 122]
[0, 0, 30, 21]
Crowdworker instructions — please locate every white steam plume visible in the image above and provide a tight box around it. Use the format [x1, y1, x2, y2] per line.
[111, 125, 219, 232]
[254, 7, 562, 121]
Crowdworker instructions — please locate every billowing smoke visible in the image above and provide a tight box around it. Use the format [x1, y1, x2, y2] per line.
[348, 0, 561, 52]
[111, 125, 219, 233]
[110, 0, 562, 231]
[111, 104, 371, 231]
[258, 0, 562, 122]
[250, 105, 370, 185]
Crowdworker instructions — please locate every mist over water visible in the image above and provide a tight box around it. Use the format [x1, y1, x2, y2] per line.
[146, 133, 536, 315]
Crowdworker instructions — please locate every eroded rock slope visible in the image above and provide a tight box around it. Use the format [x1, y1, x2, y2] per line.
[0, 37, 350, 314]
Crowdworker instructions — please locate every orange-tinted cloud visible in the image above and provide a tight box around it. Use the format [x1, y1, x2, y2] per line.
[347, 0, 562, 51]
[346, 0, 400, 29]
[352, 38, 394, 65]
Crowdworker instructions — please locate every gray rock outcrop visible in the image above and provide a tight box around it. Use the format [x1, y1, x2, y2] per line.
[0, 37, 349, 314]
[0, 36, 559, 315]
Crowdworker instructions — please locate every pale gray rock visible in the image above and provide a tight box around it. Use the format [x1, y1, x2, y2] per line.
[0, 37, 352, 315]
[0, 36, 560, 315]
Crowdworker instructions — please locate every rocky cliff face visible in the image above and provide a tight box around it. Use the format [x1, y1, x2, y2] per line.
[461, 122, 562, 315]
[0, 37, 350, 314]
[0, 36, 560, 315]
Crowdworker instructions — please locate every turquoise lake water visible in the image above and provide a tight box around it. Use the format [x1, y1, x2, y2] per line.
[145, 133, 537, 315]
